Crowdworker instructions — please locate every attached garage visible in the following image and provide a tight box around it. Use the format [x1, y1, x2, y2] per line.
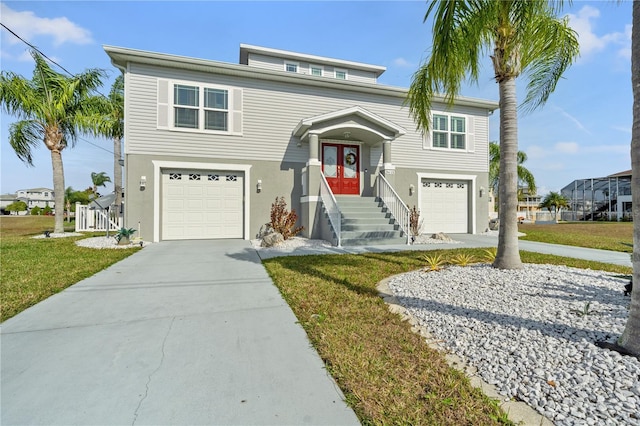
[162, 169, 244, 240]
[420, 178, 469, 234]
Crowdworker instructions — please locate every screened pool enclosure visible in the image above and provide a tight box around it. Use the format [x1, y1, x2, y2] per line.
[560, 170, 632, 221]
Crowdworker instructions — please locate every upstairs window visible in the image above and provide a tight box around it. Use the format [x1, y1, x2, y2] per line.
[335, 69, 347, 80]
[431, 114, 466, 150]
[172, 83, 230, 132]
[285, 62, 299, 73]
[310, 65, 323, 77]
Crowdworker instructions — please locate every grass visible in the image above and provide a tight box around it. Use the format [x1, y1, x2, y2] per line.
[263, 248, 630, 425]
[1, 216, 140, 322]
[2, 216, 634, 423]
[519, 222, 633, 253]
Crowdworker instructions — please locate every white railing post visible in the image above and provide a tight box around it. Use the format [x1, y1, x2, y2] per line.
[319, 173, 342, 247]
[377, 174, 411, 245]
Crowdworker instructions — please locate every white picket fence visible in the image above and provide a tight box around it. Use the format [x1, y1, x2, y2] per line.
[75, 203, 122, 232]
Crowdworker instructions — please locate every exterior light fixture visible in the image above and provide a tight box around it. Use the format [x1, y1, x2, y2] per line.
[479, 186, 485, 198]
[409, 184, 415, 195]
[257, 179, 262, 193]
[140, 176, 147, 190]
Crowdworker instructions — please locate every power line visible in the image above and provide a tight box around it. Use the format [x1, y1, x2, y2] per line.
[1, 23, 120, 157]
[0, 22, 74, 77]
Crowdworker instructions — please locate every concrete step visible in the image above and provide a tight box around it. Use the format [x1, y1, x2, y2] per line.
[340, 230, 403, 240]
[340, 236, 408, 246]
[341, 217, 394, 225]
[341, 223, 400, 232]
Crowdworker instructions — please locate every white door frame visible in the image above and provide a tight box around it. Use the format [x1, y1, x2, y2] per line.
[416, 172, 476, 234]
[152, 160, 251, 242]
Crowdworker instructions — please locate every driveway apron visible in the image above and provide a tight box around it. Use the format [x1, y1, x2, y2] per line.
[1, 240, 360, 426]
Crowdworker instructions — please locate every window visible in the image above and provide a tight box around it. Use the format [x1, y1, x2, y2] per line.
[285, 62, 298, 73]
[335, 69, 347, 80]
[431, 114, 466, 150]
[172, 83, 230, 132]
[310, 65, 323, 77]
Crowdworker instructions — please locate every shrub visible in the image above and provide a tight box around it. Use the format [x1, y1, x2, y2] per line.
[42, 205, 53, 215]
[409, 205, 422, 237]
[422, 253, 446, 272]
[30, 206, 42, 216]
[481, 248, 497, 263]
[451, 253, 476, 266]
[270, 196, 304, 240]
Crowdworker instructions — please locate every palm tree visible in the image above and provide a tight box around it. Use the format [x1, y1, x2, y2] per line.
[539, 191, 568, 222]
[489, 141, 536, 203]
[0, 50, 106, 233]
[86, 75, 124, 209]
[90, 171, 112, 198]
[407, 0, 579, 269]
[619, 0, 640, 357]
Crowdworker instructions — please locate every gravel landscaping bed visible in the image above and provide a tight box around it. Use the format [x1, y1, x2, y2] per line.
[388, 264, 639, 426]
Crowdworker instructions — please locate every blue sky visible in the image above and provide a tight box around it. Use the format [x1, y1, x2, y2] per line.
[0, 1, 633, 197]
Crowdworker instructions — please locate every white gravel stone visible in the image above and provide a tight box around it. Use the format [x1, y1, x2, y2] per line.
[387, 263, 640, 426]
[75, 236, 150, 249]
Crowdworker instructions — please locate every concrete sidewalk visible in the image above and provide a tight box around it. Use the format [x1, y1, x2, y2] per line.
[1, 240, 360, 425]
[257, 233, 632, 268]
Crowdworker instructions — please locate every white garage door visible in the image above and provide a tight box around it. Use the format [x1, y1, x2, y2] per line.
[420, 179, 469, 234]
[162, 170, 244, 240]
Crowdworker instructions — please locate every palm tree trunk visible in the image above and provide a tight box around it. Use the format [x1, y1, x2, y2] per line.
[494, 77, 523, 269]
[113, 135, 123, 212]
[619, 0, 640, 356]
[50, 149, 65, 234]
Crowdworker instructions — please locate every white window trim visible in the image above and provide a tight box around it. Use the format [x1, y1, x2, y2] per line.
[424, 112, 473, 152]
[284, 61, 300, 73]
[309, 64, 324, 77]
[152, 160, 252, 243]
[169, 80, 241, 136]
[334, 68, 348, 80]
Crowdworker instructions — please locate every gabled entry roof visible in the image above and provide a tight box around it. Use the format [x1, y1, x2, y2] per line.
[293, 106, 406, 142]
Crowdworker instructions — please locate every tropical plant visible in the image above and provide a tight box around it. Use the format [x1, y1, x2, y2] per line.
[422, 253, 446, 271]
[540, 191, 569, 222]
[30, 206, 42, 216]
[619, 1, 640, 357]
[86, 75, 124, 208]
[0, 50, 106, 233]
[407, 0, 579, 270]
[90, 171, 112, 199]
[481, 247, 498, 263]
[489, 141, 537, 205]
[114, 227, 136, 244]
[450, 253, 476, 266]
[269, 196, 304, 240]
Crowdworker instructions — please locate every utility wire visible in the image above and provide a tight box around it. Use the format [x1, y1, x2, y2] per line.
[1, 22, 119, 156]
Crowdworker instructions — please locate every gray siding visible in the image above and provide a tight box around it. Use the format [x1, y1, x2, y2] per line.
[125, 63, 490, 173]
[247, 52, 378, 83]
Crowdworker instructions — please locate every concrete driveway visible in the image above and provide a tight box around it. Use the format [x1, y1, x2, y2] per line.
[1, 240, 360, 425]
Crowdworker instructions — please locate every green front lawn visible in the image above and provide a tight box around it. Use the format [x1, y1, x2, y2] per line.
[263, 249, 630, 425]
[519, 222, 633, 252]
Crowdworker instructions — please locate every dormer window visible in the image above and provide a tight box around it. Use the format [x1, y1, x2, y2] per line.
[335, 69, 347, 80]
[310, 65, 323, 77]
[285, 62, 299, 73]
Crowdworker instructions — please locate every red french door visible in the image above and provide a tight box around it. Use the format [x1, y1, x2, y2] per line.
[322, 143, 360, 195]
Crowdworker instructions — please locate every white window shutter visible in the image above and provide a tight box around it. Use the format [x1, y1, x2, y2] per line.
[423, 130, 432, 150]
[231, 88, 243, 134]
[466, 116, 475, 152]
[157, 79, 170, 129]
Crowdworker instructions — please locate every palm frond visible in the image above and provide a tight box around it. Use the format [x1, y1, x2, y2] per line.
[8, 120, 42, 166]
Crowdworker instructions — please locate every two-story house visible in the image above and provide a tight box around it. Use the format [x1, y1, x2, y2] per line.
[16, 188, 55, 212]
[105, 44, 498, 244]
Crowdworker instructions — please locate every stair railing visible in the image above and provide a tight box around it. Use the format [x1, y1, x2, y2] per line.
[320, 173, 342, 247]
[376, 173, 410, 245]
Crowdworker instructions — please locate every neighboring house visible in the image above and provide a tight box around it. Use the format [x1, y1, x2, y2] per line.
[561, 170, 632, 221]
[105, 44, 498, 244]
[0, 193, 18, 214]
[518, 188, 542, 221]
[16, 188, 55, 212]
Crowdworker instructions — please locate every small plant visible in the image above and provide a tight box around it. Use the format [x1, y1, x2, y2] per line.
[450, 253, 476, 266]
[571, 301, 594, 317]
[422, 253, 446, 272]
[270, 196, 304, 240]
[115, 227, 136, 244]
[481, 248, 497, 263]
[409, 205, 422, 238]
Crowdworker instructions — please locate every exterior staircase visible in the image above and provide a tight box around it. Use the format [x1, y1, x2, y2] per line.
[333, 196, 407, 246]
